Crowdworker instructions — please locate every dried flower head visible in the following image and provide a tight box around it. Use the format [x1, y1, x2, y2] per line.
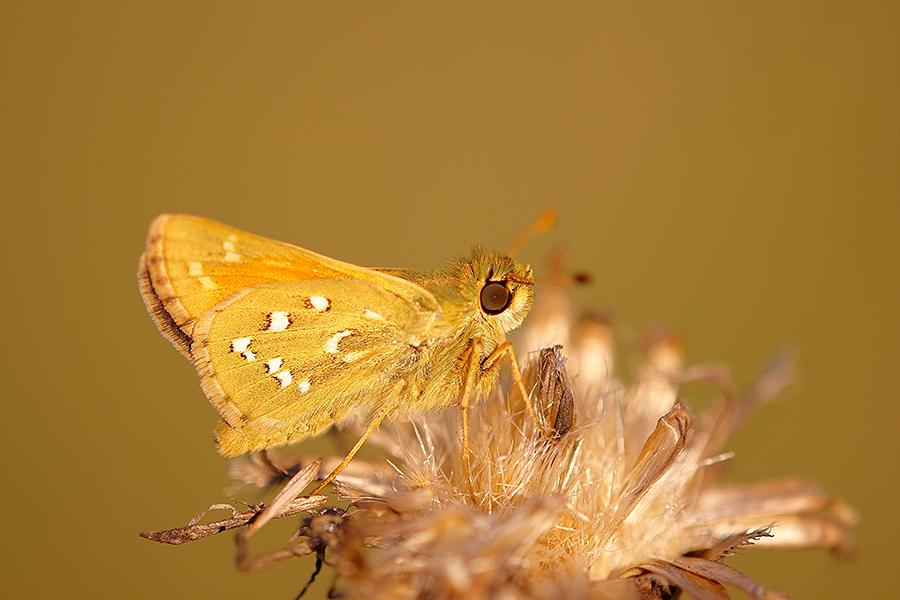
[142, 258, 857, 600]
[298, 268, 857, 599]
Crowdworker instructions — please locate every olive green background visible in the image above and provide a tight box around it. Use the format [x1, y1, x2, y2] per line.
[2, 3, 896, 599]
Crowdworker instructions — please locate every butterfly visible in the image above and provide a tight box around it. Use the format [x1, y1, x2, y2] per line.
[139, 213, 551, 492]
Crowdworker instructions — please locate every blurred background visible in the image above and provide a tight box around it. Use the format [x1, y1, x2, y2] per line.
[2, 3, 896, 598]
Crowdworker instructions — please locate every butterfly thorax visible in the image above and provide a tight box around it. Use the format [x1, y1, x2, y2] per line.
[389, 247, 535, 406]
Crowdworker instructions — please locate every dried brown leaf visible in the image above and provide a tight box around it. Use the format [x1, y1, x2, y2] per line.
[638, 560, 730, 600]
[670, 556, 790, 600]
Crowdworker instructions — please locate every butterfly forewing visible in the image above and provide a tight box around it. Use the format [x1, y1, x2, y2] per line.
[140, 214, 440, 355]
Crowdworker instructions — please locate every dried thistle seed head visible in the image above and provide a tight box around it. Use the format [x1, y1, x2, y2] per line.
[306, 274, 857, 599]
[209, 259, 856, 600]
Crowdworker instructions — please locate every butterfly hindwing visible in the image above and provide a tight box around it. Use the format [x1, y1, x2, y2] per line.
[190, 278, 436, 455]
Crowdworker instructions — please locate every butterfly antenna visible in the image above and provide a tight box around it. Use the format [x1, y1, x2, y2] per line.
[535, 247, 593, 287]
[507, 208, 558, 257]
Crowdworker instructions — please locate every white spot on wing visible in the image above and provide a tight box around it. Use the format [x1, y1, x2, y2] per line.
[266, 358, 283, 373]
[325, 330, 352, 353]
[199, 276, 216, 290]
[297, 379, 310, 393]
[309, 296, 330, 311]
[231, 338, 251, 353]
[188, 261, 204, 276]
[343, 351, 363, 362]
[231, 338, 255, 361]
[222, 240, 241, 262]
[267, 311, 290, 332]
[362, 309, 383, 320]
[274, 370, 292, 388]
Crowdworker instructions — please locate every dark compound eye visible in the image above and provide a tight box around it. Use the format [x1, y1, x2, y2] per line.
[480, 281, 512, 315]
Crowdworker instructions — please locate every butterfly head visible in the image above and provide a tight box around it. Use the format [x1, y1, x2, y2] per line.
[473, 249, 535, 335]
[415, 247, 534, 344]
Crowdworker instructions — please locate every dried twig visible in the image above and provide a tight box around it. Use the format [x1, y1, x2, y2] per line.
[140, 495, 327, 545]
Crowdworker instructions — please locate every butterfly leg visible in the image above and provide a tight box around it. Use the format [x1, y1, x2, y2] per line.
[458, 339, 485, 494]
[307, 397, 397, 496]
[482, 341, 554, 439]
[458, 339, 554, 495]
[256, 449, 290, 477]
